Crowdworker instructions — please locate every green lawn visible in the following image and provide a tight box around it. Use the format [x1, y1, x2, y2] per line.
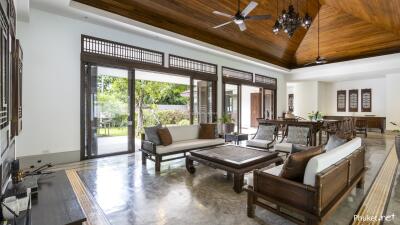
[97, 127, 128, 137]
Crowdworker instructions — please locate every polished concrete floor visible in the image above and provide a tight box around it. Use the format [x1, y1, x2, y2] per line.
[56, 133, 398, 225]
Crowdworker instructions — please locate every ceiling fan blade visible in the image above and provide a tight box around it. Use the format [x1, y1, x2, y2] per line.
[213, 11, 234, 18]
[238, 22, 247, 31]
[213, 21, 233, 29]
[241, 1, 258, 17]
[245, 15, 272, 20]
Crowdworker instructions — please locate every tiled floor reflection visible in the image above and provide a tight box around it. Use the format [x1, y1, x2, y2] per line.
[60, 133, 396, 225]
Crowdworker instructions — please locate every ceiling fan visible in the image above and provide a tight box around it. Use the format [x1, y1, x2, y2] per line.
[305, 1, 327, 66]
[212, 0, 271, 31]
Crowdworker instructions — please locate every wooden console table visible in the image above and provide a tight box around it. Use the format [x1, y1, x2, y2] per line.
[5, 171, 86, 225]
[324, 116, 386, 133]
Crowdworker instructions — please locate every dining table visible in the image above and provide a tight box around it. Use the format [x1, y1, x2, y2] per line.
[257, 118, 341, 146]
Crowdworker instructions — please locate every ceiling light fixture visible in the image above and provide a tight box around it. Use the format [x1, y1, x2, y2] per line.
[272, 0, 311, 38]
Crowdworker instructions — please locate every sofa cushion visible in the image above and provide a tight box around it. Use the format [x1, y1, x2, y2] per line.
[254, 125, 275, 141]
[246, 164, 284, 186]
[274, 142, 293, 153]
[303, 137, 362, 186]
[324, 135, 347, 151]
[157, 128, 172, 146]
[246, 139, 272, 149]
[156, 138, 225, 154]
[280, 146, 323, 181]
[144, 124, 162, 145]
[199, 123, 217, 139]
[168, 125, 200, 142]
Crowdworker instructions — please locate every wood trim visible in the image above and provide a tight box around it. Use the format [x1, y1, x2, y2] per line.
[168, 54, 217, 75]
[66, 169, 111, 225]
[81, 52, 218, 81]
[254, 74, 277, 90]
[352, 146, 398, 225]
[189, 77, 194, 124]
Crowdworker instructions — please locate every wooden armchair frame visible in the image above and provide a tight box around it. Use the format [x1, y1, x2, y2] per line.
[245, 145, 366, 225]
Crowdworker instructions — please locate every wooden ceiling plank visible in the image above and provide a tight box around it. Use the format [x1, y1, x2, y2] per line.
[294, 4, 400, 67]
[322, 0, 400, 37]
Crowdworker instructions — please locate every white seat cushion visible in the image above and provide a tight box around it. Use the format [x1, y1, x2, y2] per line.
[303, 137, 362, 186]
[246, 139, 273, 148]
[274, 142, 293, 153]
[168, 125, 200, 142]
[156, 138, 225, 154]
[246, 164, 284, 186]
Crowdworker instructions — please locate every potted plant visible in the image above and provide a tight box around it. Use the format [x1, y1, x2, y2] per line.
[308, 111, 324, 121]
[390, 122, 400, 161]
[218, 114, 235, 134]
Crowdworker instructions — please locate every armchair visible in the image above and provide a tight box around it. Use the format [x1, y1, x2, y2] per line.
[246, 124, 278, 149]
[274, 125, 311, 154]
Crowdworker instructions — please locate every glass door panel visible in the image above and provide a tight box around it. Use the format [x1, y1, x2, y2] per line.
[85, 65, 133, 158]
[193, 79, 213, 124]
[264, 89, 274, 120]
[224, 84, 239, 132]
[241, 85, 262, 135]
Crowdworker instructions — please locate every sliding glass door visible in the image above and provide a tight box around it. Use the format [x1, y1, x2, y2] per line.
[223, 83, 276, 134]
[241, 85, 263, 134]
[224, 84, 239, 132]
[193, 79, 213, 124]
[83, 65, 134, 158]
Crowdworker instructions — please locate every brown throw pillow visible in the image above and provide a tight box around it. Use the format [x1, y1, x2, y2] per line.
[199, 123, 217, 139]
[280, 145, 323, 181]
[157, 128, 172, 146]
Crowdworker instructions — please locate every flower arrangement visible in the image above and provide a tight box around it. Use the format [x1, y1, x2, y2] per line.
[307, 111, 324, 121]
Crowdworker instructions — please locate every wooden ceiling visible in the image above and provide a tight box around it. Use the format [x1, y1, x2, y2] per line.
[74, 0, 400, 69]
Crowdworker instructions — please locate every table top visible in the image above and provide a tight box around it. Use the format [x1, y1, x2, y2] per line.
[225, 133, 248, 137]
[190, 145, 278, 169]
[6, 171, 86, 225]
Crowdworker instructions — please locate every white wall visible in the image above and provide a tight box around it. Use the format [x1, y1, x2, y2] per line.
[16, 8, 287, 158]
[385, 74, 400, 130]
[292, 81, 319, 119]
[323, 78, 386, 117]
[289, 78, 386, 118]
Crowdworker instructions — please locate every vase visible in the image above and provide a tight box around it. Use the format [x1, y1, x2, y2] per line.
[396, 135, 400, 161]
[223, 123, 235, 134]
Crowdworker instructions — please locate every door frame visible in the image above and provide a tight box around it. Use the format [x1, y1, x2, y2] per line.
[81, 63, 135, 160]
[223, 81, 277, 133]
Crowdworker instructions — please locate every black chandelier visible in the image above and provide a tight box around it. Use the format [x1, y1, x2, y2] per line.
[272, 0, 312, 38]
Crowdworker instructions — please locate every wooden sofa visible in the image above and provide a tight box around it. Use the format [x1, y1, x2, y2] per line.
[245, 137, 366, 225]
[140, 125, 225, 172]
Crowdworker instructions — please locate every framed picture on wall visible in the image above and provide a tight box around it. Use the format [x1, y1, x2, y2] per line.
[288, 94, 294, 112]
[337, 90, 346, 112]
[361, 89, 372, 112]
[349, 89, 358, 112]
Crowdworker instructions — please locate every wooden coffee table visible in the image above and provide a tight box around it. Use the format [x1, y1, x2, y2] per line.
[186, 145, 283, 193]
